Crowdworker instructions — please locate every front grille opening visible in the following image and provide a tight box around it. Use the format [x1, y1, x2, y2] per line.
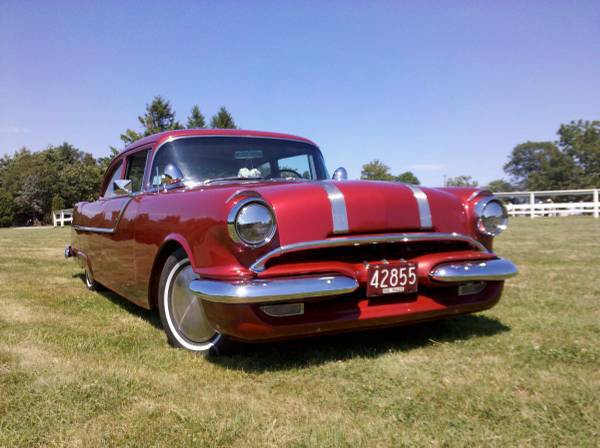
[265, 241, 472, 269]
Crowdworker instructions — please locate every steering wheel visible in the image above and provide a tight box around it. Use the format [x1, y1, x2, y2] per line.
[278, 168, 303, 179]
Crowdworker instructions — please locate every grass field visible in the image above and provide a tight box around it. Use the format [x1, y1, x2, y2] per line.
[1, 218, 599, 447]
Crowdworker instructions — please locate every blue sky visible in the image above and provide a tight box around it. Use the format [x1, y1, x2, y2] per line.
[1, 0, 599, 186]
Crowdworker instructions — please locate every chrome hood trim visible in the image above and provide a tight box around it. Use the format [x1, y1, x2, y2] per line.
[250, 232, 488, 273]
[320, 181, 349, 234]
[401, 183, 433, 229]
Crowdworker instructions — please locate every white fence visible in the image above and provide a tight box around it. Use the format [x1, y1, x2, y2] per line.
[495, 189, 599, 219]
[52, 209, 73, 227]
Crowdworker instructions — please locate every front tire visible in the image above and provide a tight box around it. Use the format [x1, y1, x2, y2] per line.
[157, 249, 232, 355]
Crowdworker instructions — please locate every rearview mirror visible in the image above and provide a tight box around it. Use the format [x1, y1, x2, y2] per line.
[152, 163, 185, 189]
[163, 163, 184, 183]
[113, 179, 132, 196]
[332, 167, 348, 181]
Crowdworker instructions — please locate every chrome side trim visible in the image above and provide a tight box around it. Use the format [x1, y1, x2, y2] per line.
[73, 197, 133, 235]
[190, 275, 359, 304]
[73, 225, 115, 234]
[430, 258, 518, 282]
[320, 182, 349, 234]
[250, 232, 488, 273]
[402, 183, 432, 229]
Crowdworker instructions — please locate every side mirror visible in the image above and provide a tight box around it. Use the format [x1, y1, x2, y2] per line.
[113, 179, 132, 196]
[332, 167, 348, 181]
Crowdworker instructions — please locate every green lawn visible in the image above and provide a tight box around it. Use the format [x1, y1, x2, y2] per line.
[1, 218, 599, 447]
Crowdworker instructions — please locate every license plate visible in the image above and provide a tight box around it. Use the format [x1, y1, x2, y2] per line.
[366, 261, 418, 297]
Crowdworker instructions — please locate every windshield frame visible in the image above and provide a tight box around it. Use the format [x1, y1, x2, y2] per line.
[145, 135, 328, 191]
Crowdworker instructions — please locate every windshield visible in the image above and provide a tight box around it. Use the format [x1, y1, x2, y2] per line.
[151, 137, 328, 185]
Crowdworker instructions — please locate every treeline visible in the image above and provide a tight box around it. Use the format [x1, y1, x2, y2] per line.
[0, 96, 237, 226]
[1, 110, 598, 227]
[361, 120, 599, 192]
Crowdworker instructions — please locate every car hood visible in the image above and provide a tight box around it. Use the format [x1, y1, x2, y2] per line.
[218, 180, 469, 246]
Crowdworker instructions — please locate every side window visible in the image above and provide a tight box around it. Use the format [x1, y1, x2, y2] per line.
[102, 160, 124, 198]
[125, 149, 150, 192]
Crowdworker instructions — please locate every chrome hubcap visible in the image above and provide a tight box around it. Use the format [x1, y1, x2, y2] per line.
[168, 263, 214, 343]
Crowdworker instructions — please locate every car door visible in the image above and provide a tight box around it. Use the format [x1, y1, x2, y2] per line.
[92, 148, 150, 299]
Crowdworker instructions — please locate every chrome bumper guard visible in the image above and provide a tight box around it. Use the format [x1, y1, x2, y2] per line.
[190, 275, 359, 304]
[430, 258, 518, 283]
[190, 258, 517, 305]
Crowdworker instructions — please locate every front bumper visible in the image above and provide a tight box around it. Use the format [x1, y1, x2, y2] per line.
[190, 257, 517, 305]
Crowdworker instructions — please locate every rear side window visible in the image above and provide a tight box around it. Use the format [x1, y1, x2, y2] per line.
[125, 150, 150, 192]
[102, 160, 124, 198]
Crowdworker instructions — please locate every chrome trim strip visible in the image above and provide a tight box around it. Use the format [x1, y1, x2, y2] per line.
[73, 197, 133, 235]
[402, 183, 432, 229]
[73, 225, 115, 234]
[250, 232, 488, 273]
[430, 258, 518, 282]
[190, 275, 359, 304]
[320, 181, 349, 234]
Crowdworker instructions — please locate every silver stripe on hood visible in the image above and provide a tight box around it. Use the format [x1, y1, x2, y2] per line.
[320, 181, 349, 234]
[402, 183, 433, 229]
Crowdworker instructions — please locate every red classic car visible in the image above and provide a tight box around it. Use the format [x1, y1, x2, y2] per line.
[65, 129, 517, 354]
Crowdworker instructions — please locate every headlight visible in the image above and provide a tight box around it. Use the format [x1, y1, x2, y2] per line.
[474, 197, 508, 236]
[228, 198, 276, 247]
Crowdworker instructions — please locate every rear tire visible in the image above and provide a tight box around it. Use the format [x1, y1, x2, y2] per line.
[157, 248, 234, 355]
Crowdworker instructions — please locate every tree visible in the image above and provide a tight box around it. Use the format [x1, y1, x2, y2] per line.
[557, 120, 600, 187]
[504, 141, 580, 190]
[361, 159, 395, 181]
[0, 188, 14, 227]
[119, 96, 183, 146]
[138, 95, 183, 135]
[187, 105, 206, 129]
[485, 179, 515, 192]
[51, 194, 65, 212]
[446, 175, 478, 187]
[97, 147, 120, 173]
[396, 171, 420, 184]
[0, 143, 103, 224]
[210, 107, 237, 129]
[119, 129, 143, 146]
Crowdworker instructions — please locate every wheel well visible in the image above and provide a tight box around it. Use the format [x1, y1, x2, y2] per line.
[148, 240, 185, 310]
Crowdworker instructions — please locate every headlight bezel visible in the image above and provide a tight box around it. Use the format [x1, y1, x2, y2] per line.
[474, 196, 509, 237]
[227, 198, 277, 248]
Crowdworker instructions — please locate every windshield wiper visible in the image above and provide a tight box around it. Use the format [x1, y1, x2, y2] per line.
[203, 176, 265, 185]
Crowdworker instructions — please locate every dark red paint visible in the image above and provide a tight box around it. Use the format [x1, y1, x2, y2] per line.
[71, 129, 504, 342]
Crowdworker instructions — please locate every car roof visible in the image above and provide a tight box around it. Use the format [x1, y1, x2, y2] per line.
[119, 129, 318, 155]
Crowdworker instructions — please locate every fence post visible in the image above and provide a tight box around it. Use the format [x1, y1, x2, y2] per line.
[594, 189, 599, 219]
[529, 192, 535, 219]
[53, 211, 57, 227]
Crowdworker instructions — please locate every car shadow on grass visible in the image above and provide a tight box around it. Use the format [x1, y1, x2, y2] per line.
[209, 315, 511, 372]
[73, 273, 162, 330]
[73, 274, 509, 370]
